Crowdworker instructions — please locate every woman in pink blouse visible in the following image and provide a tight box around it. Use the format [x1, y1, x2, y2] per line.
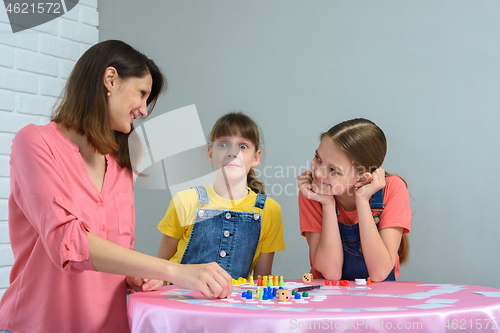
[0, 40, 232, 333]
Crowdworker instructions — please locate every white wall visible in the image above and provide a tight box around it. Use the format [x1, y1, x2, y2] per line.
[0, 0, 98, 299]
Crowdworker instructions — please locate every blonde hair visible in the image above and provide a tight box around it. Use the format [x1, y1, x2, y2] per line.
[321, 118, 409, 264]
[208, 112, 265, 194]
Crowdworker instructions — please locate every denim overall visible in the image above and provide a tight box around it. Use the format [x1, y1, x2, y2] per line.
[339, 189, 396, 281]
[180, 186, 266, 279]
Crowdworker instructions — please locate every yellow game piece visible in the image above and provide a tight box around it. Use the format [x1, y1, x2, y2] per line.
[249, 276, 254, 285]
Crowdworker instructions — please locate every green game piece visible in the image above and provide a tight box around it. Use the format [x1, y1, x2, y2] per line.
[302, 291, 309, 297]
[292, 290, 297, 295]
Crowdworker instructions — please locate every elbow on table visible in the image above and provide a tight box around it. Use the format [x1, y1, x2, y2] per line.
[368, 268, 394, 282]
[313, 262, 341, 281]
[322, 271, 342, 281]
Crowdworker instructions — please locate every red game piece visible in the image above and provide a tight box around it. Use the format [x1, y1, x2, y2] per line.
[340, 280, 350, 286]
[332, 281, 337, 286]
[325, 280, 330, 285]
[367, 277, 372, 285]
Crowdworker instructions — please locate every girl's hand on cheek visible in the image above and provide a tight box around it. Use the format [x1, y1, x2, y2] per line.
[355, 167, 386, 202]
[297, 170, 313, 194]
[297, 171, 335, 206]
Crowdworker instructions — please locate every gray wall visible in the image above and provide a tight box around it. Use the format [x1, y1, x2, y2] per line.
[99, 1, 500, 288]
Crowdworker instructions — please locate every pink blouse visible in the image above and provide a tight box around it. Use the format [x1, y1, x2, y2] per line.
[0, 122, 136, 333]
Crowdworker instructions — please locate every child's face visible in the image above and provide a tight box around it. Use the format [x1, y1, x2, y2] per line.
[208, 134, 261, 182]
[310, 137, 360, 196]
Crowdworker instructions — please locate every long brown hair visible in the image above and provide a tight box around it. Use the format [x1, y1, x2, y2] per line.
[208, 112, 265, 194]
[51, 40, 166, 170]
[321, 118, 410, 264]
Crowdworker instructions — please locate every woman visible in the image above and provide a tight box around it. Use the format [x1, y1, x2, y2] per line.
[0, 40, 232, 333]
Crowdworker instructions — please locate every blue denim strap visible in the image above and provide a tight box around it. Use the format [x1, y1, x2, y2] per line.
[369, 189, 384, 220]
[369, 189, 384, 210]
[336, 189, 384, 217]
[191, 186, 209, 205]
[254, 193, 267, 210]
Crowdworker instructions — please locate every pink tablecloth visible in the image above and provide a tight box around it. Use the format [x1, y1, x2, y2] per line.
[128, 280, 500, 333]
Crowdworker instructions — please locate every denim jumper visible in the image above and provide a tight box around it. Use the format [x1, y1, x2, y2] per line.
[339, 189, 396, 281]
[180, 186, 266, 279]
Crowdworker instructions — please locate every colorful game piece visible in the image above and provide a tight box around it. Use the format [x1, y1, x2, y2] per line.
[332, 280, 337, 286]
[246, 293, 252, 300]
[325, 280, 330, 285]
[302, 291, 309, 298]
[294, 293, 301, 300]
[242, 292, 247, 298]
[257, 276, 262, 286]
[367, 277, 372, 285]
[249, 276, 254, 285]
[279, 276, 285, 287]
[292, 289, 297, 295]
[340, 280, 350, 286]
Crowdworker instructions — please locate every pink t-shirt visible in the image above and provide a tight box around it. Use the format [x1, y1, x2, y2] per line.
[0, 122, 135, 333]
[299, 176, 411, 280]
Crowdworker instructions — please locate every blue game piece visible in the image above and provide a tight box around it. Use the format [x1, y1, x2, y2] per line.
[242, 292, 247, 298]
[246, 293, 252, 299]
[294, 293, 301, 299]
[279, 286, 284, 289]
[273, 288, 277, 297]
[263, 293, 268, 300]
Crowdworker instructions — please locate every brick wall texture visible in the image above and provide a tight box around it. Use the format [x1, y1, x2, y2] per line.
[0, 0, 99, 299]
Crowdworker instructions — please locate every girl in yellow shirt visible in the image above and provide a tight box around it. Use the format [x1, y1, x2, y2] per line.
[157, 112, 285, 279]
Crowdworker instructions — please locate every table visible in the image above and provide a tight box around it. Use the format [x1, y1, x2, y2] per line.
[128, 280, 500, 332]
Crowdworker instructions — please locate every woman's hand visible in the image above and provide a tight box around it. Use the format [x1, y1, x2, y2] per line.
[355, 167, 386, 202]
[168, 262, 233, 299]
[126, 276, 163, 292]
[297, 170, 335, 206]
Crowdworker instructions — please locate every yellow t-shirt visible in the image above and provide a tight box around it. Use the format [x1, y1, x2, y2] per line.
[158, 184, 285, 278]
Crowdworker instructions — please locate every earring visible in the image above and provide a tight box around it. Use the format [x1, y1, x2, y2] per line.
[107, 91, 111, 97]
